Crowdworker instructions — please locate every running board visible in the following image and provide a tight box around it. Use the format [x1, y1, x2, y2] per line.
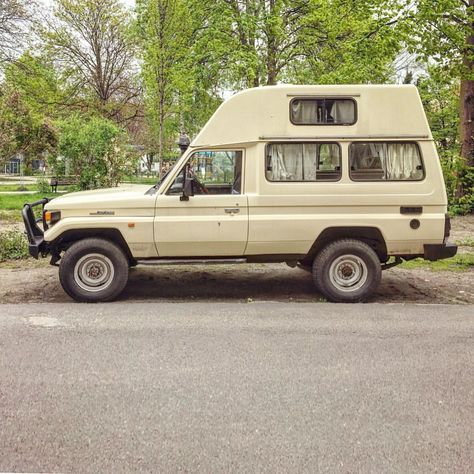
[136, 258, 248, 266]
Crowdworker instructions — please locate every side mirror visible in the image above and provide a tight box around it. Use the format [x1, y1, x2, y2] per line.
[180, 169, 194, 201]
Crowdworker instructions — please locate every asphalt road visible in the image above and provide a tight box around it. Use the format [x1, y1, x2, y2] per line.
[0, 302, 473, 473]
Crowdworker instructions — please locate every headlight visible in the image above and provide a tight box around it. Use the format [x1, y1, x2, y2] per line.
[43, 210, 61, 227]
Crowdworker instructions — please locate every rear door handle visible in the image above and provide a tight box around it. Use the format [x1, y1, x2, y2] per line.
[224, 208, 240, 214]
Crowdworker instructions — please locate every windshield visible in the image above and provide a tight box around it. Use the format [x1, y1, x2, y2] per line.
[146, 160, 179, 195]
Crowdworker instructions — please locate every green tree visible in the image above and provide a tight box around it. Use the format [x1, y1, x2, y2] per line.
[0, 87, 57, 169]
[417, 68, 460, 155]
[190, 0, 406, 89]
[411, 0, 474, 202]
[134, 0, 410, 167]
[137, 0, 199, 164]
[416, 67, 470, 210]
[0, 53, 62, 170]
[56, 115, 137, 189]
[3, 52, 64, 117]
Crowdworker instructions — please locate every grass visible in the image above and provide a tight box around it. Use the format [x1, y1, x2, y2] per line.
[0, 193, 60, 211]
[399, 253, 474, 272]
[456, 237, 474, 248]
[0, 184, 70, 193]
[122, 175, 159, 185]
[0, 210, 22, 222]
[0, 184, 38, 192]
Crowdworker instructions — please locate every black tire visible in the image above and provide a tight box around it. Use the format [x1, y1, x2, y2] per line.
[59, 238, 129, 303]
[312, 239, 381, 303]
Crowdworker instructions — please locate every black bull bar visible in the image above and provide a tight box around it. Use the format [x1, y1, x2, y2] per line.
[22, 198, 50, 259]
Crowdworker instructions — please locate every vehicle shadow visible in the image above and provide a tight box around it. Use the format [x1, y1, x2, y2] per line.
[120, 264, 451, 303]
[120, 263, 468, 304]
[1, 262, 466, 304]
[122, 263, 321, 302]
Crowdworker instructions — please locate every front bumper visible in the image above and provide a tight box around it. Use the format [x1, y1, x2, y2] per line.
[22, 198, 49, 258]
[424, 242, 458, 261]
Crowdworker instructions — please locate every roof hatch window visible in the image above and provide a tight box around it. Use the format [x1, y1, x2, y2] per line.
[290, 98, 356, 125]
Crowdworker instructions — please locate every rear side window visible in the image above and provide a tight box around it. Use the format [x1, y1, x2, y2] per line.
[266, 143, 341, 182]
[350, 142, 424, 181]
[290, 98, 356, 125]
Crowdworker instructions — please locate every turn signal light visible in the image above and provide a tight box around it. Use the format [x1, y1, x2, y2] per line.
[44, 210, 61, 226]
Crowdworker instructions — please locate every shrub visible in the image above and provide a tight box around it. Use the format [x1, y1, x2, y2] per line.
[0, 229, 29, 261]
[36, 176, 51, 194]
[56, 115, 138, 190]
[441, 156, 474, 215]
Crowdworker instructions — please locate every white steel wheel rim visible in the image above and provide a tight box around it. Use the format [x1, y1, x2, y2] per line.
[329, 254, 368, 293]
[73, 253, 115, 293]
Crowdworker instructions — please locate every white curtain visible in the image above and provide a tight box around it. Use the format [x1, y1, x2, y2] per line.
[358, 143, 422, 180]
[292, 99, 355, 124]
[291, 101, 317, 124]
[268, 144, 303, 180]
[267, 144, 340, 180]
[331, 100, 354, 124]
[302, 144, 317, 180]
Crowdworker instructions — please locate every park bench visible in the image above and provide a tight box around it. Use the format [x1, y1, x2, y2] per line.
[49, 176, 78, 193]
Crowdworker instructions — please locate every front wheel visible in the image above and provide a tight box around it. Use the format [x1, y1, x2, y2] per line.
[312, 239, 381, 303]
[59, 238, 129, 302]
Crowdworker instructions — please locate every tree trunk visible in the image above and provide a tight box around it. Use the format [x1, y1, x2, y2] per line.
[459, 77, 474, 168]
[266, 50, 278, 85]
[266, 0, 278, 85]
[146, 153, 154, 173]
[458, 0, 474, 197]
[266, 30, 278, 85]
[158, 92, 165, 164]
[246, 0, 259, 88]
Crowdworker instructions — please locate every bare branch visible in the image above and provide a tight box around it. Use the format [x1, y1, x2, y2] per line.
[0, 0, 36, 64]
[42, 0, 139, 123]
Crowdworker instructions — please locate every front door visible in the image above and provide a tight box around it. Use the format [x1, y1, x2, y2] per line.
[154, 150, 248, 257]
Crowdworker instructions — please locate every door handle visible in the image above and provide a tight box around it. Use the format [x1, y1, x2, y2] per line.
[224, 208, 240, 214]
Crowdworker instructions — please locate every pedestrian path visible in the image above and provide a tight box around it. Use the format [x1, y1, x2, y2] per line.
[0, 176, 38, 184]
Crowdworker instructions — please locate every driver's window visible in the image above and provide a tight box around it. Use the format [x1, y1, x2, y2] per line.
[167, 150, 243, 195]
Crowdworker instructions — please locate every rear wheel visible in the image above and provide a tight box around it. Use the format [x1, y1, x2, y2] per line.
[312, 239, 381, 303]
[59, 238, 129, 302]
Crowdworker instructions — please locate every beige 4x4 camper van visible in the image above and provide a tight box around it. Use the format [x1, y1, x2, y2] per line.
[23, 85, 457, 303]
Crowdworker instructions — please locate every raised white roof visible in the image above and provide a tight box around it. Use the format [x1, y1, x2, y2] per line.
[191, 85, 432, 147]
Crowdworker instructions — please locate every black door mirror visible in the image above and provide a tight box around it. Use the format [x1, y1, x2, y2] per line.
[180, 168, 194, 201]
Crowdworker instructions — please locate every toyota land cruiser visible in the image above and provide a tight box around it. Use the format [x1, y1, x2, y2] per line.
[22, 85, 457, 302]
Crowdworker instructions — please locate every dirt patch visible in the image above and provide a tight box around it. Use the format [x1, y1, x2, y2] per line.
[0, 260, 472, 305]
[1, 215, 473, 305]
[0, 215, 22, 232]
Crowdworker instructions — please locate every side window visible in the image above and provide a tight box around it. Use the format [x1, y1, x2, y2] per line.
[290, 98, 356, 125]
[350, 142, 424, 181]
[266, 143, 341, 182]
[167, 150, 243, 195]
